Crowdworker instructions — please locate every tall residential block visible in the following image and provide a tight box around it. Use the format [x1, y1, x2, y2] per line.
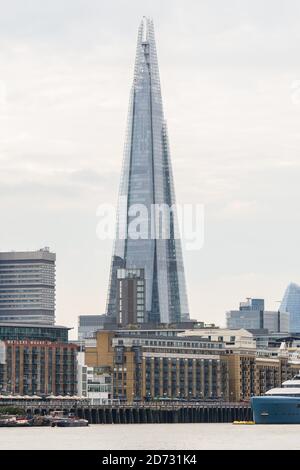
[117, 268, 146, 326]
[0, 248, 55, 325]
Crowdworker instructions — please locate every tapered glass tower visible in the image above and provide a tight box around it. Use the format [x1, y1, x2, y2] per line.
[280, 283, 300, 333]
[106, 18, 189, 323]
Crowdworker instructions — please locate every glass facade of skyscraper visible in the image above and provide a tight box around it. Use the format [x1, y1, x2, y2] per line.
[106, 18, 189, 324]
[280, 283, 300, 333]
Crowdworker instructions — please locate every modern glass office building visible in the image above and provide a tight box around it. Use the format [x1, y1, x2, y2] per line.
[226, 298, 289, 333]
[0, 323, 69, 342]
[78, 315, 107, 340]
[106, 18, 189, 324]
[280, 283, 300, 333]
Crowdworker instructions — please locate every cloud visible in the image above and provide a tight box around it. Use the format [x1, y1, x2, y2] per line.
[221, 200, 257, 218]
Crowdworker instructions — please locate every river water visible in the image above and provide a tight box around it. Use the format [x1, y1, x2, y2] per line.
[0, 423, 299, 450]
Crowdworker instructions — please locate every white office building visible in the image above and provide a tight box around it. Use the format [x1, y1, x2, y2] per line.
[0, 248, 55, 325]
[77, 352, 112, 405]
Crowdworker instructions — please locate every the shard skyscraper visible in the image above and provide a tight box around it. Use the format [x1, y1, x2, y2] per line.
[106, 17, 189, 324]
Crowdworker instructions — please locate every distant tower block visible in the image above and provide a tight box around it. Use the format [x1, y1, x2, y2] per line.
[0, 248, 56, 325]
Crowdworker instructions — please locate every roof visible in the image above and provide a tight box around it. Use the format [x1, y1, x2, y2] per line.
[113, 332, 222, 343]
[0, 323, 70, 330]
[0, 249, 55, 262]
[179, 328, 254, 337]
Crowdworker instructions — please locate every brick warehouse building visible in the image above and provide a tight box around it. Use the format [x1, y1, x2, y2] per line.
[0, 324, 78, 396]
[84, 329, 300, 403]
[85, 330, 229, 402]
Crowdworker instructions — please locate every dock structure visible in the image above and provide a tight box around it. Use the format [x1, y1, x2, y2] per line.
[0, 400, 252, 424]
[76, 403, 253, 424]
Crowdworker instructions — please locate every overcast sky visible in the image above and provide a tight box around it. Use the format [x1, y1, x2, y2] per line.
[1, 0, 300, 337]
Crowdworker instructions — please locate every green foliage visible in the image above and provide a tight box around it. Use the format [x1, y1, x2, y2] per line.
[0, 406, 24, 416]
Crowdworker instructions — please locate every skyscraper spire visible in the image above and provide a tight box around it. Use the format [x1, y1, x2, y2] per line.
[106, 18, 189, 323]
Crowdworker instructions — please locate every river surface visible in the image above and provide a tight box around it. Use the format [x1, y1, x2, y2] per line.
[0, 423, 300, 450]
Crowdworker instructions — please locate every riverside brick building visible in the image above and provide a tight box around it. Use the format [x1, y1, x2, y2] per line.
[0, 340, 77, 396]
[85, 330, 229, 402]
[84, 329, 300, 403]
[0, 324, 78, 396]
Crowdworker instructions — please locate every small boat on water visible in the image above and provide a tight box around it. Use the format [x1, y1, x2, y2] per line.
[49, 411, 89, 427]
[0, 411, 88, 427]
[0, 416, 31, 427]
[251, 373, 300, 424]
[51, 418, 89, 427]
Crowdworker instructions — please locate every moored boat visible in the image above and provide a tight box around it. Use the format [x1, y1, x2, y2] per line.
[48, 410, 89, 427]
[51, 418, 89, 427]
[251, 374, 300, 424]
[0, 415, 31, 427]
[0, 410, 88, 427]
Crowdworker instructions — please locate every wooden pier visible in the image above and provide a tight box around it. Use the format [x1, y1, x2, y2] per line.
[74, 403, 253, 424]
[1, 400, 253, 424]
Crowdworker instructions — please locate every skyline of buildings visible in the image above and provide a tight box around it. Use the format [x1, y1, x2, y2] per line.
[0, 15, 300, 456]
[0, 1, 299, 341]
[226, 297, 290, 334]
[0, 246, 299, 335]
[0, 239, 300, 338]
[0, 14, 297, 328]
[0, 16, 299, 386]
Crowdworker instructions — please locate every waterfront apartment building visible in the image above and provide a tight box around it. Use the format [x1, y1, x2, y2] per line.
[84, 328, 300, 403]
[117, 268, 146, 326]
[77, 352, 112, 404]
[0, 248, 56, 325]
[223, 347, 300, 402]
[0, 339, 77, 396]
[0, 323, 78, 396]
[85, 330, 229, 402]
[226, 298, 289, 333]
[181, 327, 281, 401]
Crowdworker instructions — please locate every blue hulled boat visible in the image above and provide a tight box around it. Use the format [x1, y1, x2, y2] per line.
[251, 374, 300, 424]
